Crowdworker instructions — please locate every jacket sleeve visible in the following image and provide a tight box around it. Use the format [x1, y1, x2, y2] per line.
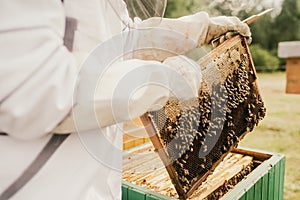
[54, 55, 202, 133]
[0, 0, 77, 140]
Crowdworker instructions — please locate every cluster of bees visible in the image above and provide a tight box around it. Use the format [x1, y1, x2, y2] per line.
[149, 44, 266, 196]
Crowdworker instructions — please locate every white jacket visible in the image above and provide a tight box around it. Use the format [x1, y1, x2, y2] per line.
[0, 1, 128, 199]
[0, 0, 250, 199]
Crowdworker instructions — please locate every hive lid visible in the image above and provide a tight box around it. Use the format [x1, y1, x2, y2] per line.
[278, 41, 300, 58]
[140, 36, 266, 199]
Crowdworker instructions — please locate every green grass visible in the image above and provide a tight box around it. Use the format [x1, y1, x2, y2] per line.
[239, 72, 300, 200]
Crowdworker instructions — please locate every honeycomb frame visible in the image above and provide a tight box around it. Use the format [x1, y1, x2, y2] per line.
[140, 36, 266, 199]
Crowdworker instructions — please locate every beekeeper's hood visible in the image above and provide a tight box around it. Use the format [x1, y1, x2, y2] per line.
[122, 0, 167, 20]
[107, 0, 167, 28]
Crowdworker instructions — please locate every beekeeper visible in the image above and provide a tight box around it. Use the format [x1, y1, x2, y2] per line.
[0, 0, 251, 199]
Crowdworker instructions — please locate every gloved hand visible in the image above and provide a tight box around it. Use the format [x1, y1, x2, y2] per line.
[54, 55, 202, 133]
[206, 16, 252, 47]
[135, 12, 251, 54]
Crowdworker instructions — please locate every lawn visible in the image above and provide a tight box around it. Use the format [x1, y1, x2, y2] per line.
[239, 71, 300, 200]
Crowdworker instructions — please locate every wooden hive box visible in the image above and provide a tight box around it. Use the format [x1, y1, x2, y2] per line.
[278, 41, 300, 94]
[122, 144, 285, 200]
[123, 118, 150, 150]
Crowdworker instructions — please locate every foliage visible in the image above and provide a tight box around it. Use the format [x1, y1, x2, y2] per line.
[251, 0, 300, 51]
[165, 0, 205, 18]
[250, 44, 280, 72]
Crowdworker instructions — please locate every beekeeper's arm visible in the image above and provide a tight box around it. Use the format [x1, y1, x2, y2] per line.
[69, 56, 201, 131]
[0, 0, 78, 140]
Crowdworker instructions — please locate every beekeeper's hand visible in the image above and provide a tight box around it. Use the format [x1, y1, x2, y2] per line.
[135, 12, 251, 59]
[54, 56, 201, 133]
[206, 16, 252, 47]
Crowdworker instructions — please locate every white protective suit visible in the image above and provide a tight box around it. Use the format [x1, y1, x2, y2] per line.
[0, 0, 251, 199]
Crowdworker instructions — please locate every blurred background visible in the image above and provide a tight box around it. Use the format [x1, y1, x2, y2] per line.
[166, 0, 298, 72]
[165, 0, 300, 199]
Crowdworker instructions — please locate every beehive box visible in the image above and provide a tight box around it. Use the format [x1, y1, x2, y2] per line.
[123, 118, 150, 150]
[278, 41, 300, 94]
[284, 57, 300, 94]
[122, 144, 285, 200]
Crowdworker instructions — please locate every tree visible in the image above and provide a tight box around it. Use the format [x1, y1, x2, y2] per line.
[250, 0, 300, 65]
[271, 0, 300, 46]
[250, 14, 275, 50]
[165, 0, 205, 18]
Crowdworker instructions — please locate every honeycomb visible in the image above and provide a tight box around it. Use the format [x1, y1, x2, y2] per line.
[141, 36, 266, 199]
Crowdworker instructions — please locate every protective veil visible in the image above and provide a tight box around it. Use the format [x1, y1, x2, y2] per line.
[0, 0, 250, 199]
[124, 0, 167, 20]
